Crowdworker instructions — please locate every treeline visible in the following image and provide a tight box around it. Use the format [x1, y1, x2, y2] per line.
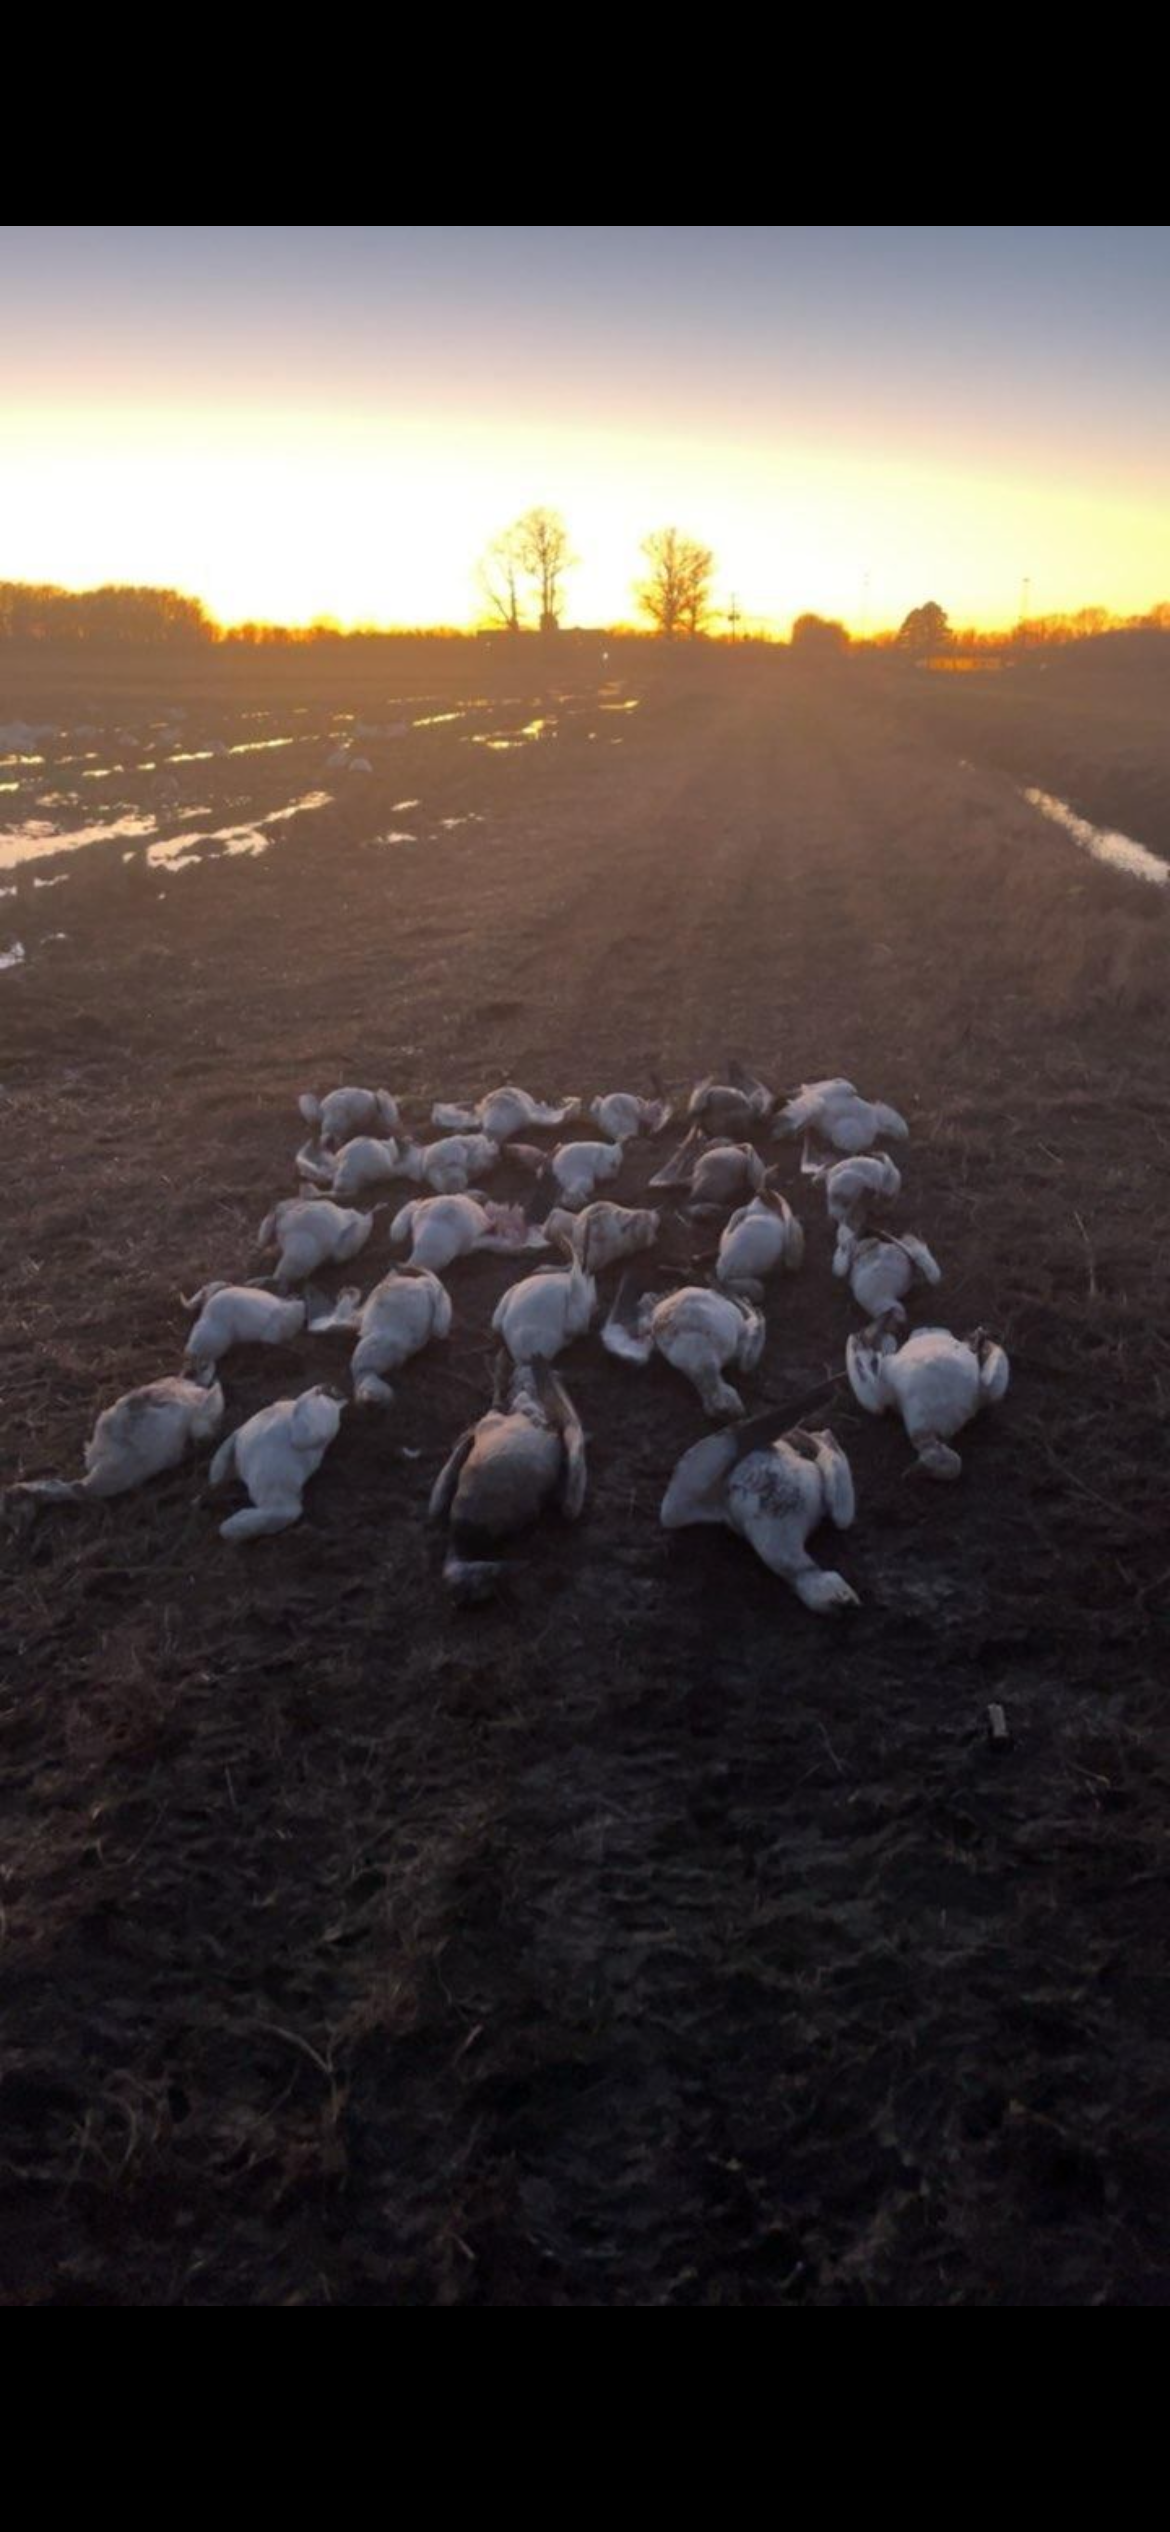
[2, 574, 1169, 652]
[0, 581, 215, 645]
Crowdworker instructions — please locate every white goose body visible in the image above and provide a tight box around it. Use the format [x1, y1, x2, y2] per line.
[183, 1282, 306, 1383]
[10, 1377, 225, 1505]
[716, 1193, 804, 1299]
[396, 1133, 500, 1194]
[590, 1091, 673, 1143]
[431, 1086, 579, 1140]
[846, 1323, 1009, 1478]
[296, 1133, 401, 1204]
[298, 1086, 401, 1147]
[308, 1266, 452, 1405]
[429, 1359, 587, 1598]
[661, 1418, 858, 1610]
[543, 1201, 660, 1273]
[545, 1139, 624, 1210]
[491, 1249, 597, 1363]
[775, 1078, 909, 1155]
[848, 1233, 941, 1320]
[209, 1385, 343, 1540]
[257, 1198, 374, 1289]
[819, 1153, 903, 1274]
[604, 1281, 765, 1418]
[390, 1192, 547, 1274]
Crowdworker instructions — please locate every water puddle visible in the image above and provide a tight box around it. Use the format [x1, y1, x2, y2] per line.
[373, 830, 418, 845]
[469, 717, 555, 751]
[392, 798, 421, 811]
[0, 811, 158, 871]
[1023, 787, 1168, 888]
[0, 785, 328, 876]
[0, 941, 26, 970]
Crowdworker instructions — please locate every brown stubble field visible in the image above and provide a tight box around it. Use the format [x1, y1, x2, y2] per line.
[3, 636, 1170, 2305]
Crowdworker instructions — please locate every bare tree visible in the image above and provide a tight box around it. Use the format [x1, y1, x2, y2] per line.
[514, 507, 572, 631]
[477, 527, 527, 633]
[637, 527, 716, 639]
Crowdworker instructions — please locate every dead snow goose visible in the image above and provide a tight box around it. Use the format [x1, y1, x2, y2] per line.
[394, 1132, 501, 1194]
[544, 1200, 660, 1274]
[847, 1233, 941, 1321]
[650, 1126, 767, 1216]
[491, 1235, 597, 1364]
[429, 1355, 586, 1601]
[306, 1266, 452, 1405]
[846, 1320, 1009, 1478]
[183, 1281, 306, 1384]
[390, 1191, 547, 1273]
[526, 1138, 624, 1212]
[431, 1085, 579, 1139]
[661, 1409, 858, 1611]
[209, 1384, 344, 1539]
[715, 1191, 805, 1300]
[590, 1089, 673, 1143]
[603, 1276, 765, 1418]
[774, 1078, 909, 1157]
[295, 1133, 402, 1204]
[688, 1062, 775, 1135]
[817, 1153, 903, 1275]
[298, 1086, 402, 1148]
[8, 1377, 225, 1505]
[256, 1197, 375, 1289]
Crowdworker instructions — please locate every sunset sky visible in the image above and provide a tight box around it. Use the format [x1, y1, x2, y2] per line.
[3, 225, 1169, 634]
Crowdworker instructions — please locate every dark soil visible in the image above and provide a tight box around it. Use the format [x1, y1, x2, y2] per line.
[3, 640, 1170, 2305]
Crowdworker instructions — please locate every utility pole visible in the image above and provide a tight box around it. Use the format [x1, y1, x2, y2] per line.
[1020, 575, 1031, 639]
[727, 593, 741, 644]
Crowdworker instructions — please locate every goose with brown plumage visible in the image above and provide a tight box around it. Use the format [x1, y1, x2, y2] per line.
[429, 1355, 587, 1600]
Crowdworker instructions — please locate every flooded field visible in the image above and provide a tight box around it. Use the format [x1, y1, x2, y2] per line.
[3, 636, 1170, 2307]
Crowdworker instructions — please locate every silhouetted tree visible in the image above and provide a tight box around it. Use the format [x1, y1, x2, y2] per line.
[638, 528, 716, 639]
[477, 527, 527, 632]
[515, 507, 572, 631]
[896, 601, 950, 652]
[791, 613, 850, 654]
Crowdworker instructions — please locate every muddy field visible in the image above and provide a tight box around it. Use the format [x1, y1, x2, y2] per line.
[3, 637, 1170, 2306]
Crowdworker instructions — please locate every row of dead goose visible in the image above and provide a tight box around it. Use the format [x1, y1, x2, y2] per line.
[8, 1066, 1008, 1605]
